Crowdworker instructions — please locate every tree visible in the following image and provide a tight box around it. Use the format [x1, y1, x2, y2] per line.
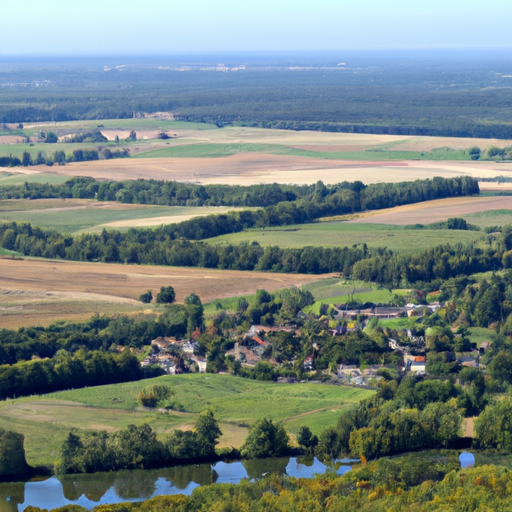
[468, 146, 481, 160]
[156, 286, 176, 304]
[45, 132, 58, 143]
[297, 426, 318, 453]
[137, 385, 173, 408]
[195, 410, 221, 458]
[127, 130, 137, 141]
[0, 429, 30, 477]
[115, 134, 120, 143]
[240, 418, 290, 458]
[139, 290, 153, 303]
[1, 229, 16, 250]
[22, 151, 31, 167]
[185, 293, 204, 336]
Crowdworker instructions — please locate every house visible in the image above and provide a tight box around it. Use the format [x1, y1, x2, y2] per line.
[409, 362, 426, 375]
[189, 356, 207, 373]
[151, 337, 174, 351]
[304, 356, 314, 371]
[182, 341, 198, 354]
[414, 356, 426, 363]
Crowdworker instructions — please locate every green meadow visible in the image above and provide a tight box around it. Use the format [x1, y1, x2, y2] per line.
[134, 142, 470, 161]
[205, 222, 484, 254]
[0, 374, 373, 467]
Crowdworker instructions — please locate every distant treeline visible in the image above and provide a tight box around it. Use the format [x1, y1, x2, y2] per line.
[3, 63, 512, 139]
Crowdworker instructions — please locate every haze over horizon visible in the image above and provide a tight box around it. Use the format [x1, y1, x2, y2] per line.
[0, 0, 510, 56]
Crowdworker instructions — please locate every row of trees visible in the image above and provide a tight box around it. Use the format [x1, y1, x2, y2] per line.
[57, 412, 291, 475]
[0, 349, 146, 400]
[0, 148, 129, 168]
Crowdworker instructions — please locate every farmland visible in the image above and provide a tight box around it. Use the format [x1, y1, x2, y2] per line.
[2, 123, 512, 186]
[0, 374, 374, 467]
[348, 195, 512, 226]
[0, 199, 247, 234]
[205, 221, 485, 254]
[0, 258, 332, 328]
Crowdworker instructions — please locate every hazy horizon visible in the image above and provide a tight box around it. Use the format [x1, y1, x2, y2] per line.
[0, 0, 510, 56]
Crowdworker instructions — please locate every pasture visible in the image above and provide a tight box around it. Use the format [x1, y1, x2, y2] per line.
[0, 199, 247, 234]
[205, 221, 484, 254]
[0, 258, 331, 328]
[0, 374, 374, 467]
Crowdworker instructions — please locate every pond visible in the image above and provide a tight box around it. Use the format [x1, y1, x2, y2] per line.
[0, 457, 354, 512]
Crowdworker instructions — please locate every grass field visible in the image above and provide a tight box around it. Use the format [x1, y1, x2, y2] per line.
[305, 288, 409, 315]
[205, 222, 484, 254]
[0, 258, 331, 328]
[0, 171, 70, 185]
[0, 374, 374, 467]
[467, 327, 496, 347]
[0, 199, 246, 234]
[133, 142, 471, 161]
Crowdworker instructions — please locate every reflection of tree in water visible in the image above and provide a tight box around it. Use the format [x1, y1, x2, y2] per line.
[0, 482, 25, 512]
[296, 455, 315, 468]
[162, 464, 217, 489]
[243, 458, 289, 480]
[113, 470, 157, 500]
[60, 473, 117, 502]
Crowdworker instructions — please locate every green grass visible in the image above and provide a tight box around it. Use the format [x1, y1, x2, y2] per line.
[204, 293, 257, 316]
[378, 317, 418, 330]
[134, 142, 470, 161]
[462, 210, 512, 228]
[0, 374, 373, 467]
[305, 289, 409, 315]
[205, 222, 484, 254]
[301, 278, 373, 300]
[0, 171, 70, 185]
[467, 327, 496, 347]
[0, 247, 21, 256]
[0, 203, 244, 234]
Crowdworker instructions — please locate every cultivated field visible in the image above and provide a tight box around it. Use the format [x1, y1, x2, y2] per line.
[348, 196, 512, 226]
[0, 199, 247, 234]
[0, 258, 332, 328]
[205, 221, 484, 253]
[0, 374, 374, 466]
[2, 123, 512, 186]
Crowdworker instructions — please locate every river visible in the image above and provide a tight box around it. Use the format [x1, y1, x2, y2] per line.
[0, 457, 355, 512]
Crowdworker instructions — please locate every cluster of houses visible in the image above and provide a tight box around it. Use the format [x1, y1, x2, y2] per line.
[140, 301, 492, 386]
[141, 337, 207, 374]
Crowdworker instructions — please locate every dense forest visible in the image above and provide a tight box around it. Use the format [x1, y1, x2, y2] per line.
[3, 53, 512, 138]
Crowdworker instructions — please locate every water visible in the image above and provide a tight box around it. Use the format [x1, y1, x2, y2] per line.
[0, 457, 353, 512]
[459, 452, 475, 468]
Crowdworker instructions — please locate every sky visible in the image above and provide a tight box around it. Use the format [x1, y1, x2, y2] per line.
[0, 0, 511, 55]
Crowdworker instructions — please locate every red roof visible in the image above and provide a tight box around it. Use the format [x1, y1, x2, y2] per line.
[253, 336, 266, 345]
[414, 356, 426, 363]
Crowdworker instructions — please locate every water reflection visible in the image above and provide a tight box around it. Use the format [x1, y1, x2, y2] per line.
[459, 452, 476, 468]
[0, 457, 352, 511]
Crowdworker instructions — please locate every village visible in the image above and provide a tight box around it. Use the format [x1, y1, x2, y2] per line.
[141, 299, 491, 388]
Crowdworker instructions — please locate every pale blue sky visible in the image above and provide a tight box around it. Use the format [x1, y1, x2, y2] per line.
[0, 0, 510, 55]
